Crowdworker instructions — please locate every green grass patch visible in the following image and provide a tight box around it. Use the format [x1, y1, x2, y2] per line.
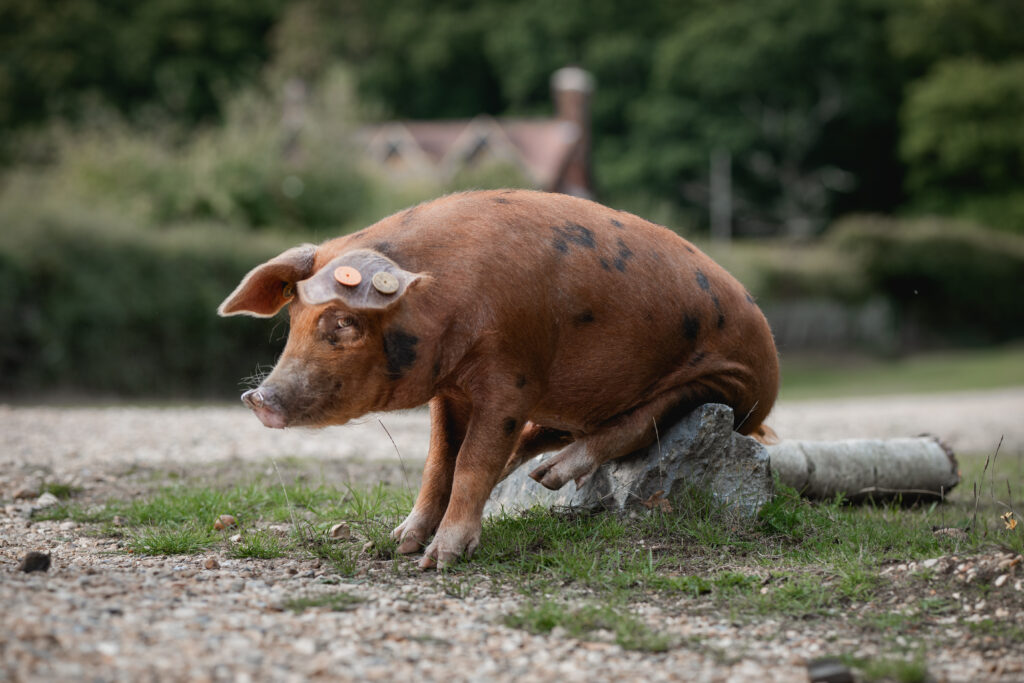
[58, 451, 1021, 629]
[281, 592, 364, 614]
[40, 481, 80, 500]
[841, 652, 929, 683]
[779, 344, 1024, 400]
[128, 524, 218, 555]
[229, 529, 289, 559]
[504, 600, 671, 652]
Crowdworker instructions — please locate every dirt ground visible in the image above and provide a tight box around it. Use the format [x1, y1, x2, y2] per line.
[2, 388, 1023, 682]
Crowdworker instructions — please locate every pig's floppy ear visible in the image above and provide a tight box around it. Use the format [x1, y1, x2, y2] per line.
[296, 249, 425, 312]
[218, 244, 317, 317]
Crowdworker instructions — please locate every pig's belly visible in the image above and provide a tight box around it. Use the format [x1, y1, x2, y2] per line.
[527, 339, 695, 433]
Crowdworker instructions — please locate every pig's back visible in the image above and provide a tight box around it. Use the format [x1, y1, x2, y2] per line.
[342, 190, 777, 431]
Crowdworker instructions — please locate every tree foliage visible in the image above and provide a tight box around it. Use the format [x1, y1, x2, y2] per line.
[2, 0, 1023, 234]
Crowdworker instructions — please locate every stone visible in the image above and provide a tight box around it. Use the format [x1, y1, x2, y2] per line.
[19, 550, 51, 573]
[485, 403, 772, 518]
[329, 523, 351, 540]
[35, 492, 60, 508]
[12, 486, 38, 500]
[214, 514, 237, 531]
[807, 657, 854, 683]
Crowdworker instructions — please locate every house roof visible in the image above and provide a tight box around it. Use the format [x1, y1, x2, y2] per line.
[361, 115, 582, 192]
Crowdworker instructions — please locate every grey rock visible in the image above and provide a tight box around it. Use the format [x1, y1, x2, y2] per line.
[485, 403, 772, 518]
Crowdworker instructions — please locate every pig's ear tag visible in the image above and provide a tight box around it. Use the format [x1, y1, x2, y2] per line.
[281, 282, 295, 300]
[371, 271, 400, 295]
[333, 266, 362, 287]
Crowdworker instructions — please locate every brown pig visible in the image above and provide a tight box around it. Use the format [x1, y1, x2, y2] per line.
[218, 190, 778, 568]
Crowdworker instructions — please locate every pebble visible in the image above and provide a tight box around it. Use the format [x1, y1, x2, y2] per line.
[35, 492, 60, 508]
[329, 523, 351, 540]
[1, 400, 1022, 682]
[18, 550, 51, 573]
[213, 514, 236, 531]
[204, 557, 221, 570]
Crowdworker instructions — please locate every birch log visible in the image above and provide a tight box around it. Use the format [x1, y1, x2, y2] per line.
[766, 437, 959, 502]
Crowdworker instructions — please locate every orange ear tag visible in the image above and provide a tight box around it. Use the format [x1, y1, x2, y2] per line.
[333, 266, 362, 287]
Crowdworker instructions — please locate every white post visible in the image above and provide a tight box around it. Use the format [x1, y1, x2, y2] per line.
[710, 148, 732, 242]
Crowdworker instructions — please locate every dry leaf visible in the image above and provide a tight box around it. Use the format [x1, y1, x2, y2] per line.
[641, 490, 672, 514]
[1001, 511, 1018, 531]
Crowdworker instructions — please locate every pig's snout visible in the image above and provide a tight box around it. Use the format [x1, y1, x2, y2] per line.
[241, 387, 288, 429]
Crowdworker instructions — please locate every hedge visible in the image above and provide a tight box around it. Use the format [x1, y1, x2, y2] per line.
[0, 199, 298, 398]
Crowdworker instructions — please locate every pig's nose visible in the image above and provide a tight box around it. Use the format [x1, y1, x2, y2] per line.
[241, 388, 265, 409]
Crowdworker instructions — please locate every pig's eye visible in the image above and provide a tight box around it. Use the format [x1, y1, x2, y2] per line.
[319, 311, 362, 347]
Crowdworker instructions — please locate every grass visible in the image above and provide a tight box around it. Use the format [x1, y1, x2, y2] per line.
[779, 344, 1024, 400]
[229, 529, 289, 559]
[281, 592, 364, 614]
[505, 600, 671, 652]
[35, 445, 1021, 667]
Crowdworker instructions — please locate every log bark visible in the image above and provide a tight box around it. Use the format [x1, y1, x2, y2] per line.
[766, 436, 959, 502]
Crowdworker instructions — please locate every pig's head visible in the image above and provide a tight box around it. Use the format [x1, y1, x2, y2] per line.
[218, 245, 427, 429]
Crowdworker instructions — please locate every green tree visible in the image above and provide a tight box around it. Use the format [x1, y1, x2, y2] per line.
[901, 59, 1024, 232]
[0, 0, 285, 131]
[889, 0, 1024, 233]
[620, 0, 900, 236]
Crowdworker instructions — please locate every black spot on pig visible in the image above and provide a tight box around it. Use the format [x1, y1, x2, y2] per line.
[683, 315, 701, 342]
[613, 238, 634, 272]
[494, 197, 511, 204]
[550, 222, 596, 255]
[503, 417, 518, 435]
[610, 218, 624, 229]
[383, 329, 419, 379]
[688, 351, 707, 367]
[401, 208, 418, 225]
[745, 291, 756, 305]
[574, 310, 596, 325]
[599, 258, 611, 271]
[696, 270, 711, 291]
[516, 375, 528, 388]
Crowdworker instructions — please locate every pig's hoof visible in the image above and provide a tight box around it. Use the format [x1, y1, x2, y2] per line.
[391, 512, 438, 555]
[417, 524, 480, 570]
[528, 461, 563, 490]
[529, 447, 598, 490]
[417, 544, 462, 571]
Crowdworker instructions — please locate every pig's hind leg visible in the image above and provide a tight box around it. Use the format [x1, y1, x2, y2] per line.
[392, 394, 470, 554]
[529, 385, 714, 490]
[498, 423, 575, 482]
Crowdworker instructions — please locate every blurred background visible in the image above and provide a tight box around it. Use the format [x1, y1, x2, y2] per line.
[1, 0, 1022, 401]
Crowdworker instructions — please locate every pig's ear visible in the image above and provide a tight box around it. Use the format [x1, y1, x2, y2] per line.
[218, 244, 317, 317]
[297, 249, 426, 312]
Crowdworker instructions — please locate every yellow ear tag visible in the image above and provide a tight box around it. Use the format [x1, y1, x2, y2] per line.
[334, 266, 362, 287]
[371, 271, 399, 295]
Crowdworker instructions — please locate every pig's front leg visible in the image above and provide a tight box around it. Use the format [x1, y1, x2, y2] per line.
[419, 402, 525, 569]
[392, 395, 470, 554]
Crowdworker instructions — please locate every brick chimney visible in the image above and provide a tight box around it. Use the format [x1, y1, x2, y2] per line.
[551, 66, 595, 198]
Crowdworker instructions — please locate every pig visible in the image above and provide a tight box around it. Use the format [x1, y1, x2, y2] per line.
[218, 190, 779, 568]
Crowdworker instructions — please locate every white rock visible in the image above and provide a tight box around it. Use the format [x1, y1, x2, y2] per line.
[35, 492, 60, 508]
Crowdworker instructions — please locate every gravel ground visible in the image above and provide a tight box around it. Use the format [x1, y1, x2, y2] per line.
[2, 388, 1023, 682]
